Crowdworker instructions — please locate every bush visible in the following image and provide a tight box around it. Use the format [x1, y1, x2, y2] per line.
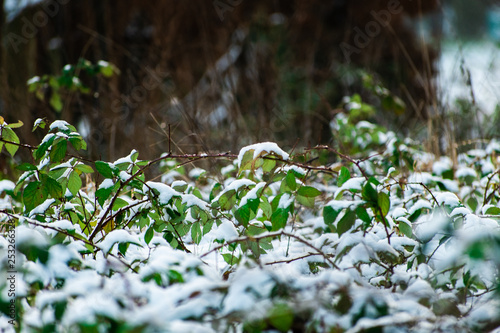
[0, 115, 499, 332]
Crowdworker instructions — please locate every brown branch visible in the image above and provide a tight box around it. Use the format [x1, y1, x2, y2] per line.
[308, 145, 370, 180]
[264, 252, 324, 266]
[200, 230, 339, 269]
[0, 138, 36, 150]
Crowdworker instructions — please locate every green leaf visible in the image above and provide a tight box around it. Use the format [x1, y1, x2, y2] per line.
[485, 206, 500, 215]
[337, 209, 356, 236]
[323, 206, 340, 225]
[6, 120, 23, 129]
[96, 187, 113, 207]
[377, 192, 390, 217]
[239, 150, 254, 173]
[118, 242, 129, 255]
[235, 205, 251, 227]
[67, 171, 82, 196]
[23, 181, 48, 212]
[50, 91, 63, 112]
[35, 134, 55, 160]
[95, 161, 114, 179]
[399, 221, 413, 238]
[44, 175, 63, 199]
[69, 136, 86, 151]
[191, 222, 202, 244]
[355, 206, 372, 227]
[32, 118, 47, 132]
[271, 193, 283, 213]
[50, 139, 67, 163]
[297, 194, 315, 208]
[17, 163, 37, 171]
[98, 61, 117, 77]
[247, 198, 260, 213]
[260, 196, 272, 219]
[271, 208, 288, 231]
[219, 190, 236, 211]
[285, 172, 297, 191]
[203, 219, 214, 235]
[221, 253, 239, 265]
[268, 303, 294, 332]
[297, 186, 321, 198]
[144, 227, 154, 244]
[112, 198, 129, 210]
[467, 197, 478, 212]
[467, 242, 484, 260]
[362, 181, 378, 204]
[1, 126, 20, 157]
[209, 183, 222, 202]
[167, 269, 184, 283]
[75, 164, 94, 174]
[338, 166, 351, 187]
[262, 158, 276, 173]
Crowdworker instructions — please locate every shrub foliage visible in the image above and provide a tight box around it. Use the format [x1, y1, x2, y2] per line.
[0, 115, 499, 332]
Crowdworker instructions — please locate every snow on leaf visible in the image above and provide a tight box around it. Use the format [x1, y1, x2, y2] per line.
[212, 178, 255, 203]
[237, 142, 289, 169]
[97, 229, 142, 254]
[146, 181, 180, 205]
[49, 120, 70, 132]
[434, 192, 461, 207]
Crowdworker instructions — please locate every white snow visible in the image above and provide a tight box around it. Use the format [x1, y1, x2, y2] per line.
[146, 181, 179, 204]
[113, 149, 138, 166]
[96, 229, 141, 253]
[182, 194, 208, 209]
[237, 142, 289, 168]
[212, 179, 255, 202]
[0, 180, 14, 193]
[29, 199, 56, 216]
[334, 177, 365, 198]
[188, 168, 206, 178]
[239, 182, 266, 207]
[98, 178, 115, 190]
[49, 120, 70, 132]
[434, 192, 460, 207]
[119, 170, 131, 182]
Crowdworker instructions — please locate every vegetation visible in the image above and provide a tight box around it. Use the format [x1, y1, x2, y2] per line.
[1, 98, 499, 331]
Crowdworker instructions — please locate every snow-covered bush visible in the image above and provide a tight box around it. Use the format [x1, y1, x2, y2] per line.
[0, 116, 499, 332]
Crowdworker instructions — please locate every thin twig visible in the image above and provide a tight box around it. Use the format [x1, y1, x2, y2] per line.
[200, 230, 339, 269]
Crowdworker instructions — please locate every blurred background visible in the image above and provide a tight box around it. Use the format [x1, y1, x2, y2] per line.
[0, 0, 499, 169]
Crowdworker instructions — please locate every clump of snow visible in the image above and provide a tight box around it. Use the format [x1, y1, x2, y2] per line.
[0, 180, 15, 194]
[212, 179, 255, 202]
[237, 142, 289, 168]
[239, 182, 266, 207]
[97, 229, 142, 253]
[146, 181, 179, 204]
[188, 168, 206, 178]
[49, 120, 70, 132]
[434, 192, 461, 207]
[334, 177, 365, 198]
[98, 178, 115, 190]
[432, 157, 452, 176]
[456, 167, 477, 178]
